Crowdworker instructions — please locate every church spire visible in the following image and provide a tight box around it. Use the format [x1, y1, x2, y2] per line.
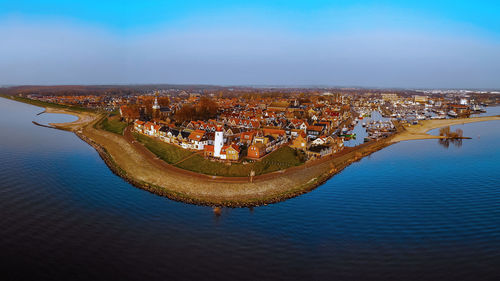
[152, 91, 160, 110]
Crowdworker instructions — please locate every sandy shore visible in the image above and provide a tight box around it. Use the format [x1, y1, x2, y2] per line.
[31, 105, 500, 206]
[390, 116, 500, 143]
[44, 107, 99, 131]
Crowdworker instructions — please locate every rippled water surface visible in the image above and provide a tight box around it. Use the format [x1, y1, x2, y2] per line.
[1, 98, 499, 281]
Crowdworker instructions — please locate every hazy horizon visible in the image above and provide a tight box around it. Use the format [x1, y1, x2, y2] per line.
[2, 83, 500, 92]
[1, 1, 499, 88]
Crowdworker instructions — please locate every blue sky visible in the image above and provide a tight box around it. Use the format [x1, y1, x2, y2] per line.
[1, 0, 499, 88]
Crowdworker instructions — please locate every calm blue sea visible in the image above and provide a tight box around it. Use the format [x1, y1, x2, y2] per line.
[1, 98, 499, 281]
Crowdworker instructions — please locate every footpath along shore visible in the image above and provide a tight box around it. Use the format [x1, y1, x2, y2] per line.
[13, 97, 500, 207]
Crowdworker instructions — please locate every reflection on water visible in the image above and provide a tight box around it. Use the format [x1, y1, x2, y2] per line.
[438, 138, 463, 148]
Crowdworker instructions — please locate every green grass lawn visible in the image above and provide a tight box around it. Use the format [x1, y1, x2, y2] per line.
[251, 146, 305, 175]
[109, 109, 121, 116]
[133, 133, 194, 164]
[175, 154, 253, 176]
[176, 146, 305, 177]
[133, 132, 306, 177]
[98, 117, 128, 135]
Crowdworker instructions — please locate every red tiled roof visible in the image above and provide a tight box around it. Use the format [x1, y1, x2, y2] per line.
[263, 128, 286, 136]
[188, 130, 205, 141]
[307, 125, 323, 131]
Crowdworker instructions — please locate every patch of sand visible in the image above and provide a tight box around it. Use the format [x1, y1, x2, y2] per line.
[390, 116, 500, 143]
[45, 107, 99, 132]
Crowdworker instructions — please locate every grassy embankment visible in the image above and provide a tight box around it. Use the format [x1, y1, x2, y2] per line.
[133, 132, 305, 177]
[133, 133, 195, 164]
[4, 96, 127, 135]
[2, 95, 95, 113]
[97, 115, 128, 135]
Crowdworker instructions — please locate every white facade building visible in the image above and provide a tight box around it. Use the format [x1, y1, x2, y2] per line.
[214, 128, 224, 158]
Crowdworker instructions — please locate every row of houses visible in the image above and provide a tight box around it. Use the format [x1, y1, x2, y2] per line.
[135, 121, 245, 161]
[135, 121, 213, 150]
[134, 118, 344, 161]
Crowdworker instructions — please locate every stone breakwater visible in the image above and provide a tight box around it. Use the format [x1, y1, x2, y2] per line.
[32, 121, 58, 129]
[73, 130, 245, 207]
[74, 126, 393, 207]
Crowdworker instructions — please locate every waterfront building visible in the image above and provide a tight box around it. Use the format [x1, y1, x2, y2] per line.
[291, 133, 308, 150]
[306, 145, 333, 158]
[221, 144, 241, 161]
[247, 143, 266, 159]
[188, 130, 207, 150]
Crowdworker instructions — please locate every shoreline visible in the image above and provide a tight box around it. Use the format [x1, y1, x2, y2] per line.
[76, 129, 391, 207]
[390, 116, 500, 143]
[43, 105, 393, 207]
[74, 114, 500, 207]
[80, 116, 393, 207]
[4, 96, 500, 207]
[76, 129, 393, 207]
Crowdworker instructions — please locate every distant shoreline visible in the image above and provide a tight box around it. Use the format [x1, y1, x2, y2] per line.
[3, 96, 500, 207]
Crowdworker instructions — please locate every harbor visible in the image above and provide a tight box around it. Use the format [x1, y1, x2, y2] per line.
[343, 110, 394, 147]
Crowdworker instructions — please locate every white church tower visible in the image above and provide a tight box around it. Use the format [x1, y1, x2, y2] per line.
[152, 92, 160, 110]
[214, 126, 224, 158]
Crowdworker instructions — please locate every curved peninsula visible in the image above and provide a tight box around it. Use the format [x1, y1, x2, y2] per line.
[5, 96, 500, 207]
